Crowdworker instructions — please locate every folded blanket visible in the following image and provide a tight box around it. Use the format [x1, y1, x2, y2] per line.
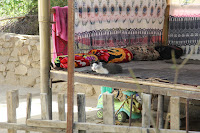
[89, 48, 133, 63]
[54, 54, 98, 69]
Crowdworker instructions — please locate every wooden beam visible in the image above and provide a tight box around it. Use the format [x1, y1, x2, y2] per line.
[170, 97, 180, 130]
[67, 0, 75, 132]
[51, 71, 200, 100]
[77, 93, 86, 133]
[142, 93, 152, 128]
[26, 119, 200, 133]
[58, 93, 66, 121]
[162, 0, 171, 45]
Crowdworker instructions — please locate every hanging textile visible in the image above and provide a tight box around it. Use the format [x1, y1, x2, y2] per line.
[168, 0, 200, 55]
[74, 0, 166, 49]
[52, 6, 68, 63]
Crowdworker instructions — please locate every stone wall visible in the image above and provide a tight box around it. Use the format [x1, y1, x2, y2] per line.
[0, 33, 40, 88]
[0, 32, 100, 96]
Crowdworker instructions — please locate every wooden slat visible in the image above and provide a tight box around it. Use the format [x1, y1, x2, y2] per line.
[142, 93, 152, 128]
[7, 90, 19, 133]
[77, 93, 86, 133]
[58, 93, 66, 121]
[170, 97, 180, 130]
[26, 93, 32, 133]
[157, 95, 164, 129]
[103, 93, 115, 125]
[41, 93, 49, 120]
[0, 122, 65, 133]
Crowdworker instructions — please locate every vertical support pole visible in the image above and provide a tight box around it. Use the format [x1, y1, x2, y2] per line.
[142, 93, 152, 128]
[170, 96, 180, 130]
[26, 93, 32, 133]
[103, 93, 115, 125]
[58, 93, 66, 121]
[157, 95, 164, 129]
[38, 0, 52, 119]
[186, 99, 189, 133]
[67, 0, 75, 132]
[77, 93, 86, 133]
[7, 90, 19, 133]
[162, 0, 170, 45]
[41, 93, 50, 120]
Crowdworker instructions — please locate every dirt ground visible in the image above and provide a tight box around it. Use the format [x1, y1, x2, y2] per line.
[0, 84, 200, 133]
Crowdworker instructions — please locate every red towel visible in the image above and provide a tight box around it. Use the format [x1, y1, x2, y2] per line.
[52, 6, 68, 63]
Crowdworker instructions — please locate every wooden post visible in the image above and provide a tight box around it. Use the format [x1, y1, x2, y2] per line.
[170, 97, 180, 130]
[38, 0, 52, 119]
[66, 0, 75, 132]
[58, 93, 66, 121]
[41, 93, 50, 120]
[103, 93, 115, 125]
[77, 93, 86, 133]
[162, 0, 171, 45]
[7, 90, 19, 133]
[157, 95, 164, 129]
[26, 93, 32, 133]
[66, 0, 75, 133]
[142, 93, 152, 128]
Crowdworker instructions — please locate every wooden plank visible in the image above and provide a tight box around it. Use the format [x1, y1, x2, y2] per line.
[157, 95, 164, 129]
[142, 93, 152, 128]
[7, 90, 19, 133]
[0, 122, 65, 133]
[26, 119, 200, 133]
[74, 122, 200, 133]
[50, 70, 200, 93]
[103, 93, 115, 125]
[41, 93, 49, 120]
[26, 93, 32, 133]
[51, 71, 200, 100]
[77, 93, 86, 133]
[170, 97, 180, 130]
[27, 119, 66, 128]
[58, 93, 66, 121]
[67, 0, 75, 132]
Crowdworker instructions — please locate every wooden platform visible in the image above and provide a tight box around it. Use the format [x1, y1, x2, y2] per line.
[51, 60, 200, 100]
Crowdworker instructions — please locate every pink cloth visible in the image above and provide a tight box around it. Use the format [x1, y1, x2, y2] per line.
[52, 6, 68, 63]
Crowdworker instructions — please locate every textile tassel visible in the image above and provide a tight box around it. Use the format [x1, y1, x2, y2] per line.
[197, 46, 200, 54]
[188, 46, 191, 54]
[183, 46, 187, 54]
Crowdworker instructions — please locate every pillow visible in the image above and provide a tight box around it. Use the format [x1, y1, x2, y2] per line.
[126, 45, 160, 61]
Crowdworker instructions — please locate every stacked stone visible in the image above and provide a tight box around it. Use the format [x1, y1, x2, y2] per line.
[0, 33, 40, 88]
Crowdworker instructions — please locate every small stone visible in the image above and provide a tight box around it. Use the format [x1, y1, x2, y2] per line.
[19, 55, 30, 65]
[11, 47, 20, 57]
[0, 56, 9, 64]
[15, 40, 24, 47]
[15, 65, 28, 75]
[20, 76, 36, 87]
[32, 51, 40, 61]
[6, 62, 16, 72]
[0, 64, 6, 71]
[27, 68, 40, 78]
